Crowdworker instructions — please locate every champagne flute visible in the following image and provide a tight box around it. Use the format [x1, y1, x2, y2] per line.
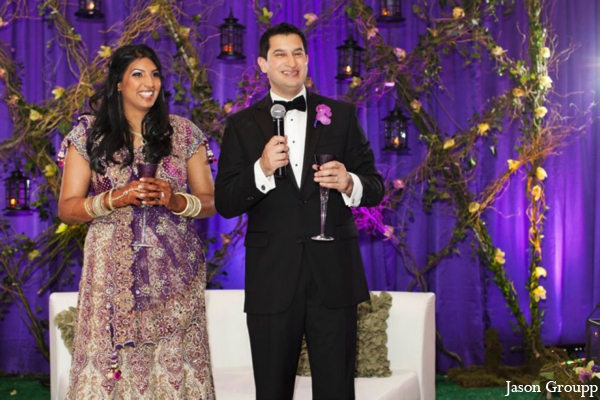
[312, 154, 337, 241]
[132, 162, 158, 248]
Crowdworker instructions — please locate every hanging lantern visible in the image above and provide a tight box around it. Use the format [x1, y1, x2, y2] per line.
[75, 0, 104, 19]
[4, 168, 31, 214]
[217, 9, 246, 60]
[586, 303, 600, 364]
[335, 35, 364, 81]
[382, 105, 410, 151]
[377, 0, 405, 23]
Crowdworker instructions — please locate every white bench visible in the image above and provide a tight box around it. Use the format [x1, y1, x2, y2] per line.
[50, 290, 435, 400]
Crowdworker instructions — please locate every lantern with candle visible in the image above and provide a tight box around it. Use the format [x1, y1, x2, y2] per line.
[217, 9, 246, 60]
[377, 0, 405, 23]
[75, 0, 104, 19]
[382, 105, 410, 151]
[4, 168, 31, 215]
[335, 35, 364, 81]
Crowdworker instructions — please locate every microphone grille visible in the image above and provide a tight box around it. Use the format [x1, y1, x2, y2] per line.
[270, 104, 286, 119]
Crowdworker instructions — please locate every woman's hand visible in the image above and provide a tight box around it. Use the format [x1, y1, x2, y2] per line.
[137, 177, 183, 211]
[110, 181, 146, 208]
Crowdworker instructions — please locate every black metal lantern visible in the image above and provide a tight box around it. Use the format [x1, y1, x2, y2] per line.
[377, 0, 405, 23]
[382, 105, 410, 151]
[335, 35, 364, 81]
[586, 303, 600, 364]
[4, 168, 31, 214]
[217, 9, 246, 60]
[75, 0, 104, 19]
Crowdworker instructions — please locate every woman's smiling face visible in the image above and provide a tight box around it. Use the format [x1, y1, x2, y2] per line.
[117, 57, 161, 119]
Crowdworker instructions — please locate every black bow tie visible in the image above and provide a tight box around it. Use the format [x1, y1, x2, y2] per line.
[273, 96, 307, 112]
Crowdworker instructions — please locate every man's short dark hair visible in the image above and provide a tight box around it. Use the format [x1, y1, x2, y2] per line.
[259, 22, 308, 59]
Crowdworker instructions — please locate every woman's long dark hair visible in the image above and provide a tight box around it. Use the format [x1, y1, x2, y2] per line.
[87, 44, 173, 174]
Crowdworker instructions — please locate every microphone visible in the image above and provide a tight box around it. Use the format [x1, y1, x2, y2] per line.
[270, 104, 287, 179]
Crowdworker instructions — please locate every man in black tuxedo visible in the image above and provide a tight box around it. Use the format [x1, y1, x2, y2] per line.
[215, 22, 384, 400]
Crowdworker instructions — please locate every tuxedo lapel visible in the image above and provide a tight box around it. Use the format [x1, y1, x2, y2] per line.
[300, 92, 323, 195]
[254, 94, 301, 191]
[254, 95, 275, 143]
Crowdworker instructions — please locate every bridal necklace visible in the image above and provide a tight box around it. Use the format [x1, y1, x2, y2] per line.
[131, 131, 146, 146]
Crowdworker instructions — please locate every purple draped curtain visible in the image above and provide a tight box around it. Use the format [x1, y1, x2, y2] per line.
[0, 0, 599, 374]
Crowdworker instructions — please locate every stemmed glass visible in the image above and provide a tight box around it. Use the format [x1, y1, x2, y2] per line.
[312, 154, 337, 241]
[132, 162, 158, 248]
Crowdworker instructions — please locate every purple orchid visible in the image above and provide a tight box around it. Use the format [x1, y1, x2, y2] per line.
[314, 104, 332, 128]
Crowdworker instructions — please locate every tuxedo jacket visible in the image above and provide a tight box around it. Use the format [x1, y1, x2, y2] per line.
[215, 91, 384, 314]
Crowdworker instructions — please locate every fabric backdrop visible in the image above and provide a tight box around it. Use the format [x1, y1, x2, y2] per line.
[0, 0, 598, 374]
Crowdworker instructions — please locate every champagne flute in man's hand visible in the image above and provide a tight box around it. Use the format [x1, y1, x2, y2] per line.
[132, 162, 158, 248]
[312, 154, 337, 241]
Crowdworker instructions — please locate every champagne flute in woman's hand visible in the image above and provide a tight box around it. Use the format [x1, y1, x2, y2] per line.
[132, 162, 158, 248]
[312, 154, 337, 241]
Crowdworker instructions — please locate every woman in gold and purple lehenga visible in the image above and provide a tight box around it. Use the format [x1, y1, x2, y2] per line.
[57, 44, 216, 399]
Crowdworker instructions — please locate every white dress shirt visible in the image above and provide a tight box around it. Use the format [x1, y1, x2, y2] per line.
[254, 87, 363, 207]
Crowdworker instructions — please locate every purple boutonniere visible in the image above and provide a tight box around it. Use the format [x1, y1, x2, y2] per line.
[314, 104, 332, 128]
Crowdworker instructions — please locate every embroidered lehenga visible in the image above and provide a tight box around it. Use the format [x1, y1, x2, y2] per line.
[58, 115, 215, 399]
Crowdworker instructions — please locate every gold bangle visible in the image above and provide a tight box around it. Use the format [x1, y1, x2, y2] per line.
[172, 193, 190, 216]
[84, 197, 96, 219]
[107, 189, 115, 211]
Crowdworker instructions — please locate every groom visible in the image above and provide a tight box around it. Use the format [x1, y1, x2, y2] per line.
[215, 22, 384, 399]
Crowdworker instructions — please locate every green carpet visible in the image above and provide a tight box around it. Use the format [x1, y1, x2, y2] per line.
[436, 375, 540, 399]
[0, 376, 50, 400]
[0, 375, 542, 399]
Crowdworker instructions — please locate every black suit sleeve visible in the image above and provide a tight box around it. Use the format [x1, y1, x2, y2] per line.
[215, 116, 266, 219]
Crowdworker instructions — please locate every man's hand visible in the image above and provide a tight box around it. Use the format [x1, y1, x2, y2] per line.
[260, 135, 290, 177]
[313, 161, 353, 196]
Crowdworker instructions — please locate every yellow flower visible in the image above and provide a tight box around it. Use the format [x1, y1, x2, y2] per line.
[98, 45, 111, 58]
[383, 225, 394, 241]
[179, 27, 190, 39]
[535, 106, 548, 118]
[147, 5, 159, 14]
[539, 75, 553, 89]
[512, 88, 525, 98]
[55, 223, 68, 234]
[452, 7, 465, 19]
[350, 76, 361, 88]
[531, 185, 542, 201]
[468, 202, 480, 213]
[223, 102, 233, 114]
[494, 248, 506, 265]
[367, 27, 379, 40]
[533, 286, 547, 301]
[443, 138, 455, 150]
[507, 159, 519, 171]
[187, 57, 197, 68]
[539, 47, 550, 58]
[410, 99, 421, 113]
[535, 267, 547, 278]
[221, 233, 232, 245]
[394, 47, 406, 61]
[477, 123, 490, 136]
[535, 167, 548, 181]
[427, 28, 439, 37]
[52, 86, 65, 100]
[0, 68, 6, 79]
[27, 250, 41, 262]
[262, 7, 273, 19]
[491, 46, 504, 56]
[304, 13, 318, 26]
[44, 163, 58, 177]
[29, 109, 42, 121]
